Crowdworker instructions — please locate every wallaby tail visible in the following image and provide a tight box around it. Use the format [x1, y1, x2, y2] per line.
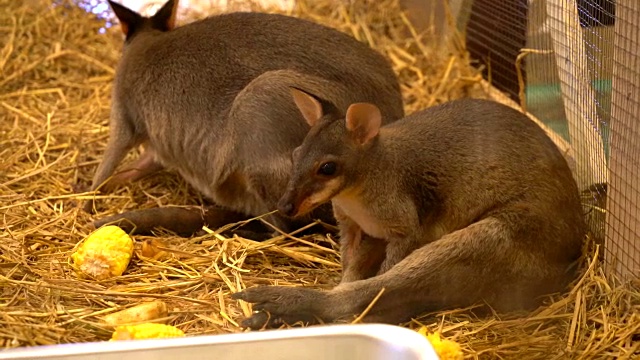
[92, 205, 250, 236]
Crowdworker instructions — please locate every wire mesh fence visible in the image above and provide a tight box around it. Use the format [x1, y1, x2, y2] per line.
[465, 0, 528, 103]
[605, 0, 640, 281]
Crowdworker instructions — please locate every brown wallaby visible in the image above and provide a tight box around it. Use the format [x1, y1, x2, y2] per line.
[232, 92, 587, 328]
[82, 0, 405, 236]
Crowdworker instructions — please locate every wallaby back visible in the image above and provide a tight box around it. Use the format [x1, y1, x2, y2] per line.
[84, 0, 404, 235]
[233, 97, 587, 328]
[114, 11, 404, 124]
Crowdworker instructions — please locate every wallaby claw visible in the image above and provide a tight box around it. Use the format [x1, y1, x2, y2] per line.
[239, 311, 271, 329]
[238, 311, 320, 330]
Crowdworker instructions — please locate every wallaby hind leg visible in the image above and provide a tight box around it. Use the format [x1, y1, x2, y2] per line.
[339, 232, 386, 284]
[335, 208, 386, 284]
[102, 147, 164, 191]
[83, 113, 140, 214]
[377, 235, 423, 275]
[234, 216, 576, 328]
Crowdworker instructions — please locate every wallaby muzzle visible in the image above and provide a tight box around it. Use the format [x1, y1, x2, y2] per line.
[277, 189, 300, 218]
[277, 180, 320, 218]
[278, 201, 295, 217]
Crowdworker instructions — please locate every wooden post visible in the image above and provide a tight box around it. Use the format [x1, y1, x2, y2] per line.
[449, 0, 475, 35]
[398, 0, 474, 47]
[545, 0, 608, 191]
[399, 0, 447, 36]
[605, 0, 640, 280]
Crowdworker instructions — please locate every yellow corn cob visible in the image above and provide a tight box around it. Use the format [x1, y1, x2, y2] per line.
[417, 327, 464, 360]
[70, 225, 134, 280]
[102, 300, 168, 327]
[111, 323, 185, 341]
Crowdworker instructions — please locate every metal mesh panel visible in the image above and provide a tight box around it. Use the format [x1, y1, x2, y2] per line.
[577, 0, 615, 27]
[605, 0, 640, 279]
[536, 1, 610, 277]
[465, 0, 528, 102]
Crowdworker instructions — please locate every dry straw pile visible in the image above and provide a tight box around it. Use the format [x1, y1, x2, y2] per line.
[1, 0, 638, 358]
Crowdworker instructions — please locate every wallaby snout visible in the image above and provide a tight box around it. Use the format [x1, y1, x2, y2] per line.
[275, 180, 308, 218]
[276, 195, 296, 218]
[278, 176, 343, 219]
[276, 182, 310, 218]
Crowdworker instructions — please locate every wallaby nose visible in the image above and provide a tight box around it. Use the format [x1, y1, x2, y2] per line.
[279, 202, 295, 217]
[277, 194, 296, 217]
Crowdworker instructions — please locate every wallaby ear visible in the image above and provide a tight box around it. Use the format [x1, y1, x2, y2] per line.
[290, 87, 324, 127]
[151, 0, 180, 31]
[108, 0, 143, 37]
[345, 103, 382, 146]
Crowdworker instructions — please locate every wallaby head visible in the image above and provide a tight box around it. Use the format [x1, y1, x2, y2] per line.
[277, 88, 383, 218]
[108, 0, 179, 42]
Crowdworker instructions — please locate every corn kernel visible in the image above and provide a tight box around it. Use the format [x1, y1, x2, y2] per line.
[102, 300, 168, 326]
[70, 225, 134, 280]
[111, 323, 185, 340]
[417, 327, 464, 360]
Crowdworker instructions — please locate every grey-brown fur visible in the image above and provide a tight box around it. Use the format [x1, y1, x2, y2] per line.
[233, 96, 586, 328]
[83, 0, 404, 235]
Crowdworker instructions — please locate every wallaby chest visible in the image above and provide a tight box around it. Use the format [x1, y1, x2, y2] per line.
[332, 195, 388, 239]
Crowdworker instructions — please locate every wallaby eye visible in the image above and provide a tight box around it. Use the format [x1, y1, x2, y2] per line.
[317, 161, 337, 176]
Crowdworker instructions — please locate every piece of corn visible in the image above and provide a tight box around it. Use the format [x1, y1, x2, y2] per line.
[139, 238, 168, 260]
[102, 300, 169, 327]
[70, 225, 134, 280]
[111, 323, 185, 341]
[417, 326, 464, 360]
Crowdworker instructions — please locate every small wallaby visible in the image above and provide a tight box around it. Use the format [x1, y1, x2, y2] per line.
[82, 0, 405, 236]
[232, 93, 587, 328]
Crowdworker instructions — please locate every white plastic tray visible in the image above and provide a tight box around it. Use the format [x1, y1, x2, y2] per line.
[0, 324, 440, 360]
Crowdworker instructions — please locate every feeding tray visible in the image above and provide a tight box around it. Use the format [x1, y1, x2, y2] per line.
[0, 324, 439, 360]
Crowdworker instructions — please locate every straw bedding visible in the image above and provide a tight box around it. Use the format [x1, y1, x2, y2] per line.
[1, 0, 638, 358]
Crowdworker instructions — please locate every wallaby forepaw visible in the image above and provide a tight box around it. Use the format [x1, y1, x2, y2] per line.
[231, 286, 327, 329]
[232, 286, 320, 310]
